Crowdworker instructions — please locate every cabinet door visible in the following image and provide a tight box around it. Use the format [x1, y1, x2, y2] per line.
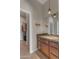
[50, 54, 58, 59]
[50, 42, 59, 59]
[50, 47, 58, 57]
[40, 43, 49, 57]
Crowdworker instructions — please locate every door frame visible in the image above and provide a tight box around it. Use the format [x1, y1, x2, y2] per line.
[20, 8, 33, 54]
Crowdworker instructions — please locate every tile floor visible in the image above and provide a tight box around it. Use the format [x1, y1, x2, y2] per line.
[20, 40, 47, 59]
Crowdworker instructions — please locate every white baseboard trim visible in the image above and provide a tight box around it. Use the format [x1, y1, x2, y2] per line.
[30, 48, 38, 54]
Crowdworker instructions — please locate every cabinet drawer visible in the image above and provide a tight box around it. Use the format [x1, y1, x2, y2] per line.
[50, 42, 58, 49]
[50, 54, 58, 59]
[50, 47, 59, 57]
[40, 39, 48, 44]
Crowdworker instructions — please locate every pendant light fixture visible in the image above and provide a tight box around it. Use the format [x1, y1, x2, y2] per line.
[52, 13, 57, 18]
[48, 0, 51, 15]
[48, 0, 57, 18]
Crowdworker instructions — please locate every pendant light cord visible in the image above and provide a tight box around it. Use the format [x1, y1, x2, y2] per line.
[49, 0, 50, 9]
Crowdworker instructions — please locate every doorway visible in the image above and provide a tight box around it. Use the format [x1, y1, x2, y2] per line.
[20, 10, 30, 58]
[20, 8, 33, 54]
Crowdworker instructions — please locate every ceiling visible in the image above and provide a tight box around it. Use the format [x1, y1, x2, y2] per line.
[37, 0, 47, 4]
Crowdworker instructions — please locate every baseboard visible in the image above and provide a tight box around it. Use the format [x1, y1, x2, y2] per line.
[30, 48, 38, 54]
[33, 48, 38, 52]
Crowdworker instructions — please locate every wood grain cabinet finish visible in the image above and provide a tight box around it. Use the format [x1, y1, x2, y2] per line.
[50, 47, 58, 57]
[37, 36, 59, 59]
[40, 43, 49, 57]
[50, 54, 58, 59]
[50, 42, 58, 49]
[50, 42, 59, 59]
[40, 39, 48, 44]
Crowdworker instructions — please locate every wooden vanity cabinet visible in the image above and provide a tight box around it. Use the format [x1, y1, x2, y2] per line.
[40, 42, 49, 57]
[50, 53, 57, 59]
[37, 36, 59, 59]
[50, 42, 59, 59]
[38, 38, 49, 57]
[50, 47, 58, 57]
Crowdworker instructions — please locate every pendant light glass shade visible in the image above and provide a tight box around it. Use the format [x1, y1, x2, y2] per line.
[48, 0, 57, 17]
[53, 13, 56, 18]
[48, 8, 51, 15]
[48, 0, 51, 15]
